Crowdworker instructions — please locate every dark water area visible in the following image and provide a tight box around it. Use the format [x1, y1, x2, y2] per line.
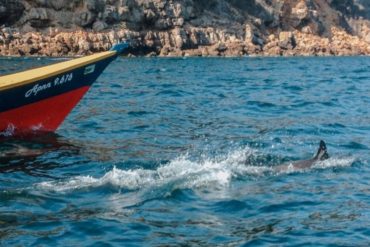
[0, 56, 369, 246]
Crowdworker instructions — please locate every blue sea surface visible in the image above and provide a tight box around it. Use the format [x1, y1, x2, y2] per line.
[0, 56, 369, 246]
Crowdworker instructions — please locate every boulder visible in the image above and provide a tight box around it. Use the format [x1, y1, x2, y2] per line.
[279, 31, 296, 50]
[103, 6, 120, 24]
[93, 21, 108, 32]
[244, 24, 264, 46]
[74, 10, 96, 28]
[49, 0, 68, 11]
[26, 8, 50, 28]
[291, 1, 309, 25]
[86, 0, 105, 13]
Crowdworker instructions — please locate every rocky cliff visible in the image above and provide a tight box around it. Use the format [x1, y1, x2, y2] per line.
[1, 0, 370, 56]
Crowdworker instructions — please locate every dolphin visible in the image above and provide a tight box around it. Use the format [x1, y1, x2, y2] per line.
[274, 140, 329, 172]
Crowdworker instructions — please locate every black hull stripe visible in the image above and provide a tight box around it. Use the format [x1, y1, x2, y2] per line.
[0, 55, 116, 113]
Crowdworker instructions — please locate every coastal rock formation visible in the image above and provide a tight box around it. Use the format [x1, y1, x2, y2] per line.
[0, 0, 370, 56]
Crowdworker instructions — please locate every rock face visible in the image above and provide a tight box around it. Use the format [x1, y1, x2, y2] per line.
[0, 0, 370, 56]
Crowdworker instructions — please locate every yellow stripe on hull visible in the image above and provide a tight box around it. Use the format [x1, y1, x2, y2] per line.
[0, 51, 117, 91]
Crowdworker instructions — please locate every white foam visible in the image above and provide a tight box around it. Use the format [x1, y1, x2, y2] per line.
[312, 157, 356, 169]
[0, 124, 15, 137]
[37, 147, 260, 192]
[37, 167, 157, 192]
[36, 148, 356, 193]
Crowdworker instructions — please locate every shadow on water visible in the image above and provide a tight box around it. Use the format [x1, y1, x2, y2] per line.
[0, 133, 80, 176]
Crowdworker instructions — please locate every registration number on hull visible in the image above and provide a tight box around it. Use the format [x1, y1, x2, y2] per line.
[25, 73, 73, 98]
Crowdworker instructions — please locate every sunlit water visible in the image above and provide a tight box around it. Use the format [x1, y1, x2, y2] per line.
[0, 56, 369, 246]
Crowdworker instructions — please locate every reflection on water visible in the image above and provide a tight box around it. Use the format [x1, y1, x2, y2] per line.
[0, 133, 80, 175]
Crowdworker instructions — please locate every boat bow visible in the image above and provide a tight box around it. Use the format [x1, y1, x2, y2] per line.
[0, 42, 129, 135]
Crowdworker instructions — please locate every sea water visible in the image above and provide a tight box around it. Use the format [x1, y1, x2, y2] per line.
[0, 56, 369, 246]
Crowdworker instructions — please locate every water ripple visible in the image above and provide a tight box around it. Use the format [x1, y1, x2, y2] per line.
[1, 56, 370, 246]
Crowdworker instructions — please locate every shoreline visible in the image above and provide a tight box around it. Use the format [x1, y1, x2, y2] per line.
[1, 54, 370, 59]
[1, 27, 370, 58]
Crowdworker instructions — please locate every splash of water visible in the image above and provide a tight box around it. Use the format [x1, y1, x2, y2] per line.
[0, 124, 15, 137]
[36, 147, 355, 193]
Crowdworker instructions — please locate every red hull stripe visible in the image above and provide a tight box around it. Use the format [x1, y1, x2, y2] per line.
[0, 86, 90, 134]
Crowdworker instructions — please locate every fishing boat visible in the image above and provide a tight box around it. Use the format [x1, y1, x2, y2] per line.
[0, 42, 128, 136]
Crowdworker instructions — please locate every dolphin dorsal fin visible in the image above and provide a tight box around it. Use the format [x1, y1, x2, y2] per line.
[315, 140, 329, 160]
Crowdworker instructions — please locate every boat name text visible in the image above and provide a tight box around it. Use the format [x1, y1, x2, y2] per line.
[25, 73, 73, 98]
